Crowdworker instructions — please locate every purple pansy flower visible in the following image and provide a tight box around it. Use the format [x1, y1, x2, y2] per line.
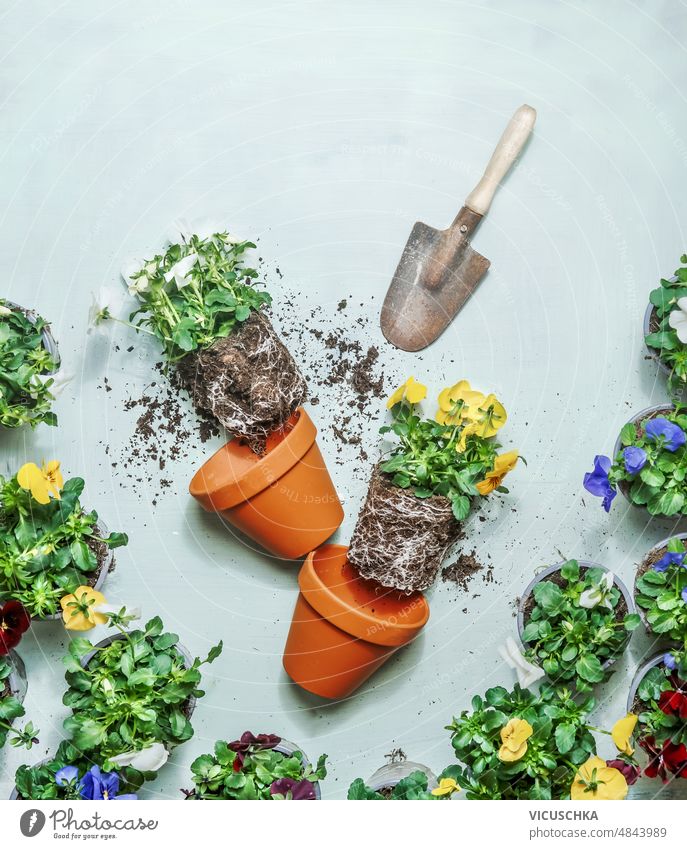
[664, 652, 677, 670]
[606, 759, 641, 786]
[269, 777, 317, 800]
[653, 552, 687, 572]
[79, 766, 137, 801]
[583, 455, 617, 512]
[682, 587, 687, 604]
[622, 446, 647, 475]
[645, 418, 687, 453]
[55, 766, 81, 788]
[229, 732, 281, 770]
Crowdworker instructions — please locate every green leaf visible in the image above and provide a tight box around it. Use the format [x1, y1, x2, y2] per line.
[451, 495, 470, 521]
[554, 723, 577, 754]
[575, 654, 605, 684]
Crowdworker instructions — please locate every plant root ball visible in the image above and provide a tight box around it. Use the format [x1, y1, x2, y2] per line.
[176, 311, 307, 453]
[348, 464, 462, 592]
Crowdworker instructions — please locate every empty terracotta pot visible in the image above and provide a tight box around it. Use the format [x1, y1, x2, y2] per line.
[189, 408, 343, 559]
[283, 544, 429, 699]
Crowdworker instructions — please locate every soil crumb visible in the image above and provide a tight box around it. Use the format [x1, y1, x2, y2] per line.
[441, 550, 493, 592]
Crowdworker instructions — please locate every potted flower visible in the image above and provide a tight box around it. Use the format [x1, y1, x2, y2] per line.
[0, 601, 37, 751]
[447, 684, 630, 799]
[116, 224, 306, 451]
[347, 756, 446, 799]
[61, 610, 222, 788]
[583, 404, 687, 516]
[644, 257, 687, 389]
[627, 652, 687, 782]
[0, 461, 127, 618]
[517, 560, 639, 692]
[282, 544, 429, 698]
[13, 741, 139, 799]
[635, 535, 687, 644]
[0, 299, 62, 428]
[184, 732, 326, 800]
[347, 378, 518, 592]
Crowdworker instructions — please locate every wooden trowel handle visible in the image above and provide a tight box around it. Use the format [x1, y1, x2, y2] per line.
[464, 104, 536, 217]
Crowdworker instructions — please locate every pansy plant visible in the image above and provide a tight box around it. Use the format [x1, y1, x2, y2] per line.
[186, 732, 326, 800]
[446, 684, 627, 800]
[381, 378, 519, 521]
[62, 616, 222, 787]
[0, 300, 61, 428]
[520, 561, 639, 692]
[645, 257, 687, 390]
[0, 464, 127, 617]
[636, 537, 687, 646]
[0, 609, 38, 751]
[347, 770, 458, 800]
[633, 659, 687, 782]
[584, 408, 687, 517]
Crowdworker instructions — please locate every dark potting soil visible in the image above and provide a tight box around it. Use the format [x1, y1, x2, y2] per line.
[441, 550, 494, 592]
[175, 310, 306, 453]
[86, 530, 113, 584]
[348, 465, 463, 593]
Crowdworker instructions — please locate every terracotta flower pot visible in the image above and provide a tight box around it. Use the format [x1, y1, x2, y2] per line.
[189, 407, 344, 560]
[283, 544, 429, 699]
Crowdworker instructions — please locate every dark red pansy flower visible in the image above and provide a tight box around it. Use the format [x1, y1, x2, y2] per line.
[658, 689, 687, 720]
[0, 601, 30, 655]
[229, 732, 281, 769]
[606, 759, 641, 786]
[269, 778, 316, 800]
[662, 742, 687, 777]
[641, 737, 668, 782]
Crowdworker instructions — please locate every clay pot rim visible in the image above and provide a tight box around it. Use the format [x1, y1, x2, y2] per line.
[33, 520, 114, 622]
[516, 561, 635, 673]
[298, 544, 429, 648]
[612, 403, 676, 512]
[189, 407, 317, 511]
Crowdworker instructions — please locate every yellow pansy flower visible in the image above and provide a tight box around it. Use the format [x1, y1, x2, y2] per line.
[471, 394, 507, 438]
[570, 756, 628, 801]
[17, 461, 64, 505]
[386, 376, 427, 409]
[498, 717, 533, 762]
[476, 451, 519, 495]
[611, 713, 637, 756]
[60, 586, 109, 631]
[431, 777, 461, 797]
[436, 380, 486, 426]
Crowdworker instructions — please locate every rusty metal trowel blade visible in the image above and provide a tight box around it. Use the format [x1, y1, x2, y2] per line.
[380, 221, 491, 352]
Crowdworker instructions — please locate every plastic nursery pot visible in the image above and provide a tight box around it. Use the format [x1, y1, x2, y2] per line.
[517, 561, 636, 675]
[366, 760, 438, 795]
[643, 276, 678, 381]
[626, 652, 670, 715]
[4, 300, 60, 373]
[283, 544, 430, 699]
[612, 404, 674, 507]
[635, 533, 687, 633]
[80, 633, 197, 724]
[4, 650, 27, 705]
[9, 757, 50, 800]
[274, 738, 322, 800]
[189, 407, 344, 560]
[39, 521, 114, 622]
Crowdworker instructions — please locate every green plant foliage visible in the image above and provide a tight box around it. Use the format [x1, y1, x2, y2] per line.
[128, 233, 271, 362]
[522, 561, 639, 692]
[0, 301, 59, 428]
[446, 684, 598, 800]
[0, 474, 127, 617]
[0, 656, 36, 751]
[347, 770, 443, 800]
[636, 537, 687, 646]
[645, 257, 687, 391]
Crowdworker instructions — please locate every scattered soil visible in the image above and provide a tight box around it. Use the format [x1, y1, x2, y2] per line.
[348, 465, 463, 592]
[176, 311, 306, 453]
[441, 550, 494, 592]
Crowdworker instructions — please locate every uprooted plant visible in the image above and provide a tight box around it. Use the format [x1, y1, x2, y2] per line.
[347, 377, 519, 592]
[0, 300, 61, 428]
[110, 225, 306, 451]
[0, 462, 127, 618]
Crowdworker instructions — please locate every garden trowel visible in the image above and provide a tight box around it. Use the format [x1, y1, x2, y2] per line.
[380, 104, 537, 351]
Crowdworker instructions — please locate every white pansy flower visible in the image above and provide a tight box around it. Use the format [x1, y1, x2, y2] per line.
[121, 259, 150, 296]
[0, 305, 12, 316]
[579, 571, 614, 610]
[164, 252, 199, 289]
[87, 287, 124, 336]
[109, 743, 169, 773]
[499, 636, 546, 688]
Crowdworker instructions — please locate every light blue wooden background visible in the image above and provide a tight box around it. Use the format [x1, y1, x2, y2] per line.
[1, 0, 686, 799]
